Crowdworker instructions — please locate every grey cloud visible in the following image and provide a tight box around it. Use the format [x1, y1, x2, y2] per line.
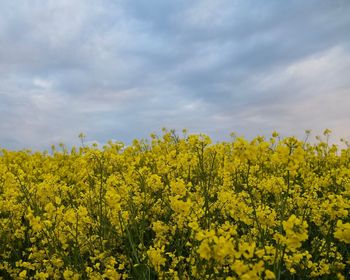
[0, 0, 350, 149]
[213, 46, 350, 140]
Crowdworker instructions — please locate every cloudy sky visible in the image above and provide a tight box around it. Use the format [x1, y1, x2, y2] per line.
[1, 0, 350, 149]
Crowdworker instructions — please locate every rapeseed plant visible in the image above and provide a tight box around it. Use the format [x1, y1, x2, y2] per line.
[0, 129, 349, 279]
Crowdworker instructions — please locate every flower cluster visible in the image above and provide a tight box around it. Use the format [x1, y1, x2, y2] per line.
[0, 129, 349, 279]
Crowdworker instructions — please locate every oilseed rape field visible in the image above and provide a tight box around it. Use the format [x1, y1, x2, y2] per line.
[0, 130, 349, 280]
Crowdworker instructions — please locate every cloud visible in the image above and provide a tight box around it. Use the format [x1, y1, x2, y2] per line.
[0, 0, 350, 149]
[224, 47, 350, 140]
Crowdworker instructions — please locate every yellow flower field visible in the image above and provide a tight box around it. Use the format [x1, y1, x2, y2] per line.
[0, 129, 349, 279]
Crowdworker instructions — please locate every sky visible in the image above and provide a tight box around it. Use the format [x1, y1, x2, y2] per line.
[1, 0, 350, 150]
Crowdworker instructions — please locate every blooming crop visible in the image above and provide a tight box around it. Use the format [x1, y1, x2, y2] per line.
[0, 129, 349, 279]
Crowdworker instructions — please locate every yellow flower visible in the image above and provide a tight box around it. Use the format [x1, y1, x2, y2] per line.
[63, 269, 80, 280]
[197, 239, 211, 260]
[1, 130, 350, 279]
[147, 246, 166, 272]
[34, 272, 49, 279]
[230, 260, 249, 276]
[170, 179, 187, 196]
[19, 270, 27, 279]
[281, 215, 308, 251]
[334, 220, 350, 244]
[264, 269, 275, 279]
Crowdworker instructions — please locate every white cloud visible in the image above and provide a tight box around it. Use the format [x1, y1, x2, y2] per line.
[0, 1, 350, 149]
[234, 47, 350, 141]
[183, 0, 238, 29]
[33, 78, 53, 89]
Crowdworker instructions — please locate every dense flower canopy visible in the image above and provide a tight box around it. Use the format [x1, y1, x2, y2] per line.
[0, 129, 349, 279]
